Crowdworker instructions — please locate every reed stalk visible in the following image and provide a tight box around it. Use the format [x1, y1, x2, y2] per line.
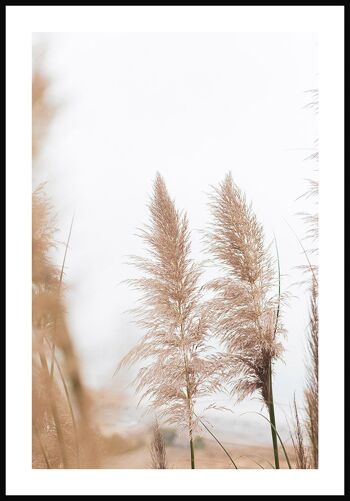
[207, 174, 286, 469]
[119, 173, 220, 470]
[44, 335, 80, 467]
[267, 364, 280, 469]
[268, 235, 281, 469]
[50, 214, 75, 378]
[39, 351, 69, 468]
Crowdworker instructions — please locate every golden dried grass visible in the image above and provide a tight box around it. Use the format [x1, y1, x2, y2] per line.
[119, 173, 221, 468]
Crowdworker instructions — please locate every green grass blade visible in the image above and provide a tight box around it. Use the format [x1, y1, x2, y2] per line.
[195, 413, 238, 469]
[240, 411, 292, 469]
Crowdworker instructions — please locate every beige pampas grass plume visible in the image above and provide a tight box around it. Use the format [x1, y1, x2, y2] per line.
[290, 277, 318, 470]
[150, 421, 167, 469]
[119, 173, 220, 469]
[303, 95, 319, 470]
[305, 267, 318, 469]
[207, 173, 285, 468]
[290, 395, 308, 469]
[298, 95, 319, 468]
[32, 185, 94, 468]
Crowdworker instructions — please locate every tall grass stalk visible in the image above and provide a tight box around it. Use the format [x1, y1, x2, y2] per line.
[39, 351, 69, 468]
[50, 214, 75, 378]
[119, 173, 221, 470]
[44, 335, 80, 467]
[267, 235, 281, 468]
[305, 275, 318, 468]
[267, 364, 280, 468]
[290, 395, 308, 469]
[207, 173, 286, 470]
[150, 421, 167, 469]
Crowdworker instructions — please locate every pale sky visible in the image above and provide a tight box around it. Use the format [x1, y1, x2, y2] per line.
[33, 32, 318, 441]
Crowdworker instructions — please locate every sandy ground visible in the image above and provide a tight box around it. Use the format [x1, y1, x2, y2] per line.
[103, 439, 295, 469]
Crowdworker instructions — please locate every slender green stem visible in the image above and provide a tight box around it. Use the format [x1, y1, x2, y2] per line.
[273, 233, 281, 341]
[179, 300, 195, 470]
[268, 235, 281, 468]
[268, 364, 280, 469]
[189, 431, 195, 469]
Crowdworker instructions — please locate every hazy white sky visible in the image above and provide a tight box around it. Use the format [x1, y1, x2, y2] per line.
[34, 32, 318, 437]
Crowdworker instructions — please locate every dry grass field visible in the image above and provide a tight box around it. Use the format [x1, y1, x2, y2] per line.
[102, 436, 295, 469]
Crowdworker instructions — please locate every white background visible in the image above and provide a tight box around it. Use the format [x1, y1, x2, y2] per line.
[32, 30, 318, 444]
[6, 5, 344, 496]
